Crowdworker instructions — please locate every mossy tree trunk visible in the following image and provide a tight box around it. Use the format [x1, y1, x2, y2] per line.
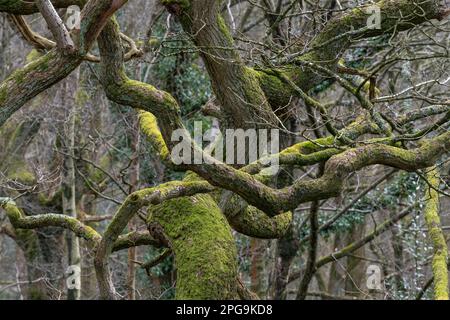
[148, 193, 239, 299]
[1, 0, 449, 301]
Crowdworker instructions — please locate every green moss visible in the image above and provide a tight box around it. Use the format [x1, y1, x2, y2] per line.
[75, 87, 89, 106]
[3, 50, 55, 90]
[282, 136, 334, 155]
[0, 88, 6, 104]
[217, 14, 234, 44]
[29, 51, 52, 73]
[148, 191, 238, 299]
[119, 79, 180, 115]
[13, 69, 26, 84]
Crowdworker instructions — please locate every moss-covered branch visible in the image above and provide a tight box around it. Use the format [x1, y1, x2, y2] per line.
[424, 168, 449, 300]
[94, 12, 450, 299]
[221, 197, 292, 239]
[138, 111, 170, 164]
[0, 198, 102, 244]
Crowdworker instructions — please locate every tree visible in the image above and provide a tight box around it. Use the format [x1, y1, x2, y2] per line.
[0, 0, 449, 300]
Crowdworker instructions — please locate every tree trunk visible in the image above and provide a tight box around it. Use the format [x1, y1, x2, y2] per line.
[148, 176, 239, 299]
[126, 114, 140, 300]
[63, 70, 81, 300]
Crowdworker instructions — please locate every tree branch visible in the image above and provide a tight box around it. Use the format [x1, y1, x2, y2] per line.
[424, 167, 449, 300]
[0, 198, 102, 245]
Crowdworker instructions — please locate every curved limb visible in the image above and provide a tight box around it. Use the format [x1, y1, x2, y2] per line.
[96, 20, 450, 215]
